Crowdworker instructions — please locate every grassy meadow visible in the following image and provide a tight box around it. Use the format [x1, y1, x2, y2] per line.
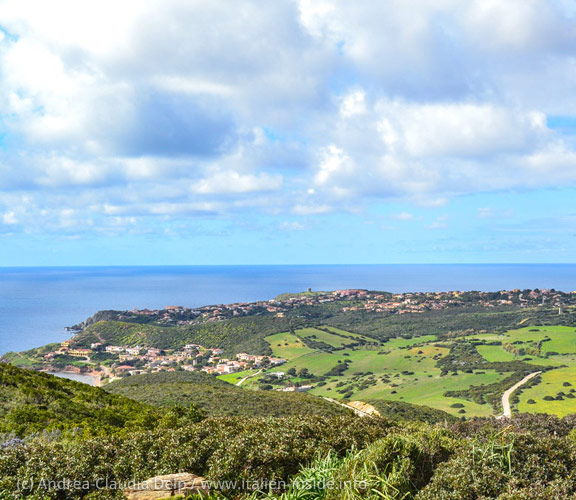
[231, 324, 576, 418]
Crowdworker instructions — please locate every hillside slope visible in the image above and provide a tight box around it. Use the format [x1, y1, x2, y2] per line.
[0, 363, 159, 437]
[105, 371, 349, 417]
[367, 399, 458, 423]
[71, 314, 301, 355]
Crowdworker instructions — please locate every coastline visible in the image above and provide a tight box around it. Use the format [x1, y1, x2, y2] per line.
[3, 264, 576, 355]
[44, 370, 102, 387]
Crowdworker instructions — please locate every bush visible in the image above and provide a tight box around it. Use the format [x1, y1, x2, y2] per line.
[325, 426, 456, 500]
[0, 416, 392, 497]
[418, 433, 576, 499]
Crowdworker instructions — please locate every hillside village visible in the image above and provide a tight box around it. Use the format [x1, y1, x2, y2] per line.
[42, 340, 286, 383]
[79, 288, 575, 327]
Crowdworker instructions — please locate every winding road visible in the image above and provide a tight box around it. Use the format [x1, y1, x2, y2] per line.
[499, 371, 542, 418]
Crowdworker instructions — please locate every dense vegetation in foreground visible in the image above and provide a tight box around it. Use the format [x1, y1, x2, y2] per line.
[4, 346, 576, 498]
[5, 409, 576, 499]
[2, 365, 576, 499]
[0, 363, 161, 437]
[0, 364, 355, 438]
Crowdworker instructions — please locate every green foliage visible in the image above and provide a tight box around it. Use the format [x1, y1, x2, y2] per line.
[368, 400, 458, 424]
[418, 431, 576, 499]
[324, 363, 349, 377]
[105, 371, 348, 417]
[325, 427, 456, 500]
[324, 306, 528, 341]
[0, 416, 390, 498]
[73, 314, 302, 355]
[231, 416, 576, 499]
[437, 342, 549, 410]
[0, 363, 160, 438]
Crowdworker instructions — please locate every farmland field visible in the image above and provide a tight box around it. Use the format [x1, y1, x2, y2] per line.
[227, 321, 576, 418]
[266, 332, 316, 359]
[235, 327, 512, 417]
[517, 366, 576, 417]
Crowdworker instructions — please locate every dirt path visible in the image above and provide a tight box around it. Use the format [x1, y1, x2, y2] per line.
[236, 369, 262, 386]
[499, 371, 542, 418]
[323, 398, 380, 417]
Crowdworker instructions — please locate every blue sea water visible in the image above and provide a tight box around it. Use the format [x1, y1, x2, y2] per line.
[1, 264, 575, 355]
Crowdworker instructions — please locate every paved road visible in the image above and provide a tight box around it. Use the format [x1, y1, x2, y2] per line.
[499, 371, 542, 418]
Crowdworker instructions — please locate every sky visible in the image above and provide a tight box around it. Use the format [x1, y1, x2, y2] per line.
[1, 0, 576, 265]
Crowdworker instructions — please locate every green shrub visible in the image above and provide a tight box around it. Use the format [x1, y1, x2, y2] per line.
[0, 416, 391, 497]
[325, 426, 456, 500]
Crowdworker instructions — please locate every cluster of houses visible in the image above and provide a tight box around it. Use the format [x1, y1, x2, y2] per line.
[42, 287, 574, 381]
[99, 288, 576, 330]
[341, 289, 574, 315]
[108, 290, 380, 326]
[43, 340, 286, 379]
[200, 351, 286, 375]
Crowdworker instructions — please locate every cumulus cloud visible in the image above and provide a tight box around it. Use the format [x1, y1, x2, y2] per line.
[307, 95, 576, 203]
[1, 0, 576, 235]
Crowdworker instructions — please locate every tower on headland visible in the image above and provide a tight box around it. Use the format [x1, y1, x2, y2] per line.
[307, 287, 312, 293]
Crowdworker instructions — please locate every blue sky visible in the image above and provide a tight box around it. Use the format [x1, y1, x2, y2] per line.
[1, 0, 576, 265]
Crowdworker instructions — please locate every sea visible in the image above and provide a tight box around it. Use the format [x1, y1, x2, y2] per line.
[1, 264, 576, 356]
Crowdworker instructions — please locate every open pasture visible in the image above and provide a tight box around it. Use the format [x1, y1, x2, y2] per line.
[257, 324, 576, 418]
[517, 365, 576, 417]
[266, 332, 316, 359]
[297, 327, 361, 348]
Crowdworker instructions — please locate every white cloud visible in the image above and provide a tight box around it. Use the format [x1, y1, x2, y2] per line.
[377, 102, 548, 158]
[192, 171, 282, 195]
[2, 211, 17, 224]
[390, 212, 414, 221]
[307, 97, 576, 202]
[151, 76, 236, 97]
[1, 0, 576, 234]
[339, 91, 367, 118]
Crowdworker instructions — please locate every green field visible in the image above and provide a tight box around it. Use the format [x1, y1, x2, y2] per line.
[217, 369, 259, 384]
[351, 370, 505, 416]
[473, 326, 576, 364]
[384, 335, 438, 349]
[298, 327, 368, 347]
[267, 332, 316, 359]
[307, 343, 498, 417]
[235, 323, 576, 418]
[243, 327, 506, 417]
[476, 345, 516, 362]
[508, 326, 576, 353]
[517, 366, 576, 417]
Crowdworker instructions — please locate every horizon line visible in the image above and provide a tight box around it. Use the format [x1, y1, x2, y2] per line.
[1, 263, 576, 269]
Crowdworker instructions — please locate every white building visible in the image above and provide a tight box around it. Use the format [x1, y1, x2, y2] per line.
[105, 345, 124, 353]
